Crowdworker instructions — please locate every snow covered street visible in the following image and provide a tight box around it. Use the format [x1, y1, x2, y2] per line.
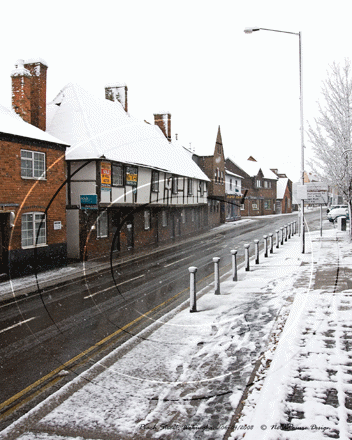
[2, 225, 352, 439]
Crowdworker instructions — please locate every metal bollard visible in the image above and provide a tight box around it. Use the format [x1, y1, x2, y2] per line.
[213, 257, 221, 295]
[276, 230, 280, 249]
[288, 223, 291, 239]
[284, 225, 288, 241]
[254, 239, 260, 264]
[269, 233, 274, 253]
[244, 244, 250, 271]
[189, 266, 197, 313]
[263, 235, 268, 257]
[280, 227, 284, 245]
[231, 250, 238, 281]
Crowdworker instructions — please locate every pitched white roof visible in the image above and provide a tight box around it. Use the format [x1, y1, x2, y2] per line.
[229, 157, 278, 180]
[225, 169, 243, 179]
[0, 103, 68, 145]
[46, 83, 209, 181]
[276, 177, 289, 199]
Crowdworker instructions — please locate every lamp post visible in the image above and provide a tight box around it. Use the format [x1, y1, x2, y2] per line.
[244, 27, 305, 253]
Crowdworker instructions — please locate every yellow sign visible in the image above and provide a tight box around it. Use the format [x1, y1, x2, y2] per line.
[126, 166, 138, 186]
[101, 162, 111, 185]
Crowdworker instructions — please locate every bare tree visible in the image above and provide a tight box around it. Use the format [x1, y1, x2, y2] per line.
[308, 59, 352, 234]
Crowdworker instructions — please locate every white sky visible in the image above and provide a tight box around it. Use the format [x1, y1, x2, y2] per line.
[1, 0, 351, 182]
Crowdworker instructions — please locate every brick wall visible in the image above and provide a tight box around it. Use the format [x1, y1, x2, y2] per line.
[0, 137, 67, 275]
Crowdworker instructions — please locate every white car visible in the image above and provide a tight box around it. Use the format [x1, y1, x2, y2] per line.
[327, 205, 349, 222]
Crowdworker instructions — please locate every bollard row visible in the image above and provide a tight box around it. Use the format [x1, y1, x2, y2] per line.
[188, 221, 298, 312]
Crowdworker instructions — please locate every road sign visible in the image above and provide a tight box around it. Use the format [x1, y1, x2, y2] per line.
[305, 182, 328, 204]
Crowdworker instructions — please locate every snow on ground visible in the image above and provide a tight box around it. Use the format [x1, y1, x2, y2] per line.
[230, 228, 352, 440]
[2, 224, 308, 440]
[0, 218, 255, 300]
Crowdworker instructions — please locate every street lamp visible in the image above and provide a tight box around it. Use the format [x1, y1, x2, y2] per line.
[244, 27, 305, 253]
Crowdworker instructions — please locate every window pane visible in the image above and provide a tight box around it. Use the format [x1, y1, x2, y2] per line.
[112, 165, 124, 186]
[21, 158, 32, 177]
[34, 213, 46, 245]
[152, 171, 159, 192]
[22, 213, 33, 247]
[97, 211, 108, 237]
[144, 210, 151, 230]
[21, 151, 33, 177]
[33, 152, 45, 178]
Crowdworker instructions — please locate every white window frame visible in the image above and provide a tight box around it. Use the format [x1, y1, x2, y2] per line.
[172, 176, 178, 194]
[264, 200, 271, 210]
[151, 170, 159, 192]
[21, 212, 46, 248]
[21, 150, 46, 180]
[256, 179, 261, 188]
[112, 164, 124, 187]
[162, 210, 167, 227]
[144, 210, 151, 230]
[188, 178, 193, 196]
[181, 208, 186, 224]
[97, 210, 108, 238]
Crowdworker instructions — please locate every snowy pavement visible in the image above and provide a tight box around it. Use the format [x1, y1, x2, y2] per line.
[230, 228, 352, 440]
[1, 225, 351, 439]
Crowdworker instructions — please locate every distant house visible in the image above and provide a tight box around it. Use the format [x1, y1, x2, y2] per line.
[275, 178, 292, 214]
[192, 126, 226, 225]
[225, 170, 243, 221]
[0, 59, 68, 277]
[46, 83, 209, 261]
[226, 157, 278, 216]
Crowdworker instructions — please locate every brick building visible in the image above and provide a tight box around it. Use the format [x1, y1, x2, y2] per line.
[225, 170, 243, 221]
[45, 82, 209, 261]
[225, 157, 278, 216]
[192, 126, 226, 225]
[0, 59, 68, 277]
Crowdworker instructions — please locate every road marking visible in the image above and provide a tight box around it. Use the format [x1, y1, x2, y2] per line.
[164, 255, 194, 268]
[84, 274, 145, 299]
[0, 317, 36, 334]
[0, 283, 190, 413]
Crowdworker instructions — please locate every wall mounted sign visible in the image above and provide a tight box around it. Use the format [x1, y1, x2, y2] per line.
[126, 166, 138, 186]
[80, 194, 98, 210]
[101, 162, 111, 185]
[53, 221, 62, 230]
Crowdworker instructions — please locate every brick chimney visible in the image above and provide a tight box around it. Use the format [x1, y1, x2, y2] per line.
[154, 112, 171, 141]
[105, 83, 128, 112]
[11, 60, 32, 124]
[11, 58, 48, 131]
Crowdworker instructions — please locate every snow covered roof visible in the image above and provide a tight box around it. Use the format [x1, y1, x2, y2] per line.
[46, 83, 209, 181]
[0, 103, 68, 146]
[232, 157, 278, 180]
[276, 177, 289, 199]
[225, 169, 243, 179]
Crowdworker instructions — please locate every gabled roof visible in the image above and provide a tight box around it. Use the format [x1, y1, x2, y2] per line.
[276, 177, 289, 199]
[0, 103, 68, 146]
[225, 169, 243, 179]
[227, 156, 278, 180]
[46, 83, 209, 181]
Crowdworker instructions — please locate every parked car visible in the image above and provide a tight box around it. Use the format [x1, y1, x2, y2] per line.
[327, 205, 340, 214]
[327, 205, 349, 222]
